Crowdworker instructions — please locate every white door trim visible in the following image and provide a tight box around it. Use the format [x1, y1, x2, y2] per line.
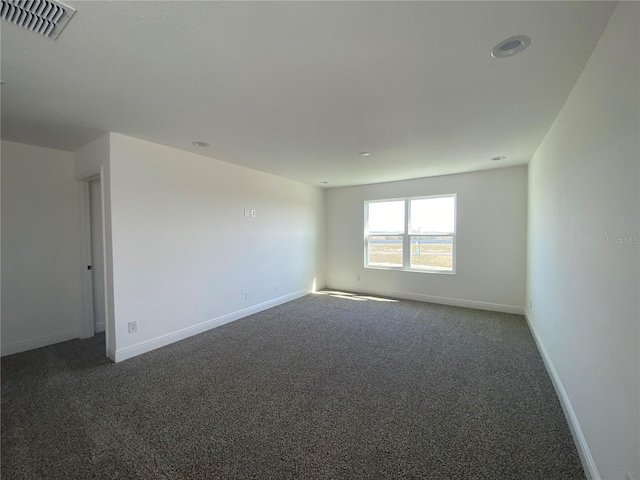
[76, 166, 110, 357]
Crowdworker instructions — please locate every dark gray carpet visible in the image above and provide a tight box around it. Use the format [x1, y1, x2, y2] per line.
[1, 291, 585, 479]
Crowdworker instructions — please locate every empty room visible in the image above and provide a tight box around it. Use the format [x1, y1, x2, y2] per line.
[1, 1, 638, 479]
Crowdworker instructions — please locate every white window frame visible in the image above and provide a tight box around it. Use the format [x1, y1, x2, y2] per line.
[364, 194, 456, 275]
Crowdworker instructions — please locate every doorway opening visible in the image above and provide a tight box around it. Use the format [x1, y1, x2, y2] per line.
[77, 173, 109, 358]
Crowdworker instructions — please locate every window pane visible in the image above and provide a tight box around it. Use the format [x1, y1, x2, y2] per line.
[410, 197, 455, 234]
[368, 235, 403, 267]
[410, 236, 453, 271]
[367, 201, 405, 234]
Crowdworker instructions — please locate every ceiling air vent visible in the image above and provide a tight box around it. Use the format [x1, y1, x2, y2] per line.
[1, 0, 76, 40]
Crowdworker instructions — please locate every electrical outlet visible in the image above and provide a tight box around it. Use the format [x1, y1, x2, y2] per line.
[244, 292, 249, 300]
[357, 274, 361, 281]
[128, 321, 137, 333]
[251, 209, 256, 217]
[244, 208, 249, 217]
[275, 284, 279, 292]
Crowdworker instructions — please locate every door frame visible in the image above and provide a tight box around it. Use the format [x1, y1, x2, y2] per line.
[76, 167, 109, 355]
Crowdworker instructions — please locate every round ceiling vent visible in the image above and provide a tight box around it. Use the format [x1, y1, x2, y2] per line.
[491, 35, 531, 59]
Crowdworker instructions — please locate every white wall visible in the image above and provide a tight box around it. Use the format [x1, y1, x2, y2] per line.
[108, 133, 325, 361]
[526, 3, 639, 480]
[1, 141, 82, 354]
[326, 166, 527, 313]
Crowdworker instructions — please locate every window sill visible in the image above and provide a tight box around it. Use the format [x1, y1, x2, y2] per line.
[364, 265, 456, 275]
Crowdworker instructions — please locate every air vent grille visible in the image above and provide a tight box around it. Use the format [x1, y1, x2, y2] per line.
[1, 0, 76, 40]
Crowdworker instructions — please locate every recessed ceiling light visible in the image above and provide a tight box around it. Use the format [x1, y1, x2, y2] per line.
[491, 35, 531, 59]
[491, 156, 506, 161]
[192, 141, 209, 147]
[359, 152, 371, 157]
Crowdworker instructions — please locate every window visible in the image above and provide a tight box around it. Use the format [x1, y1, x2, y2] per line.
[364, 194, 456, 273]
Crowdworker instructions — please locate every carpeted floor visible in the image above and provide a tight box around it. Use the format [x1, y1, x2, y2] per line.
[1, 291, 585, 479]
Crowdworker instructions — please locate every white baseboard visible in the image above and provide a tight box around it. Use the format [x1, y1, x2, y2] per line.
[326, 285, 525, 315]
[1, 329, 79, 357]
[95, 322, 105, 333]
[114, 289, 310, 362]
[107, 345, 116, 362]
[524, 312, 600, 480]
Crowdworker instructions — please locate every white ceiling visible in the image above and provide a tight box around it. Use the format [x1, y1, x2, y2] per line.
[1, 1, 616, 187]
